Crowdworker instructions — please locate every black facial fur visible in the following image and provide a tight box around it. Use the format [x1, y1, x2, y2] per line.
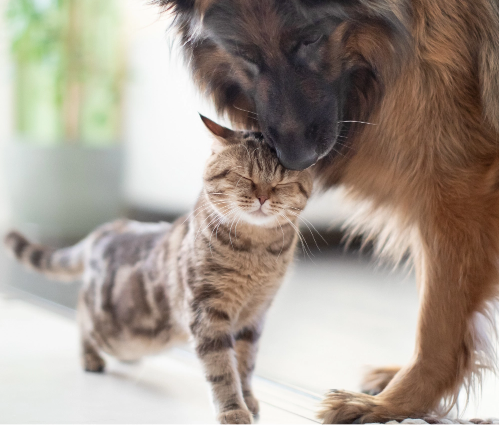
[159, 0, 410, 170]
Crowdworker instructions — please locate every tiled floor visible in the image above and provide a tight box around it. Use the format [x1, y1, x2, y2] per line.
[0, 245, 498, 423]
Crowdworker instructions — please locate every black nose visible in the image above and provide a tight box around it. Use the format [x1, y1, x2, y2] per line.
[276, 150, 318, 171]
[266, 126, 320, 170]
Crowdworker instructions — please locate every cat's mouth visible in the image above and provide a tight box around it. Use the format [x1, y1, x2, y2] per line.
[239, 207, 275, 226]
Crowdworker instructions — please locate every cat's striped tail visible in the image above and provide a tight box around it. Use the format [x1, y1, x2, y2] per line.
[4, 231, 86, 281]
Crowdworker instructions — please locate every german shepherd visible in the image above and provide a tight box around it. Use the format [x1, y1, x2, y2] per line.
[155, 1, 499, 423]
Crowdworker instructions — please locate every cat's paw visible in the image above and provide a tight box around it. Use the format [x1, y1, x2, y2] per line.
[361, 366, 400, 395]
[83, 352, 105, 373]
[218, 408, 253, 424]
[243, 392, 260, 417]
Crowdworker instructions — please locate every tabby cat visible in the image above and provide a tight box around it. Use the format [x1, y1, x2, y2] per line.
[4, 116, 312, 424]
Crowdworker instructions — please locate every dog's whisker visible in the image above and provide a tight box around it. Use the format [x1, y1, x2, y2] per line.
[233, 104, 259, 117]
[338, 120, 377, 125]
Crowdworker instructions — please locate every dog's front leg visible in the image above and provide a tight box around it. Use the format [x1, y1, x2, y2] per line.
[319, 188, 499, 423]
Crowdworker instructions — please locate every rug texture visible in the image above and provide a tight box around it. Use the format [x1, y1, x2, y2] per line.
[366, 418, 500, 425]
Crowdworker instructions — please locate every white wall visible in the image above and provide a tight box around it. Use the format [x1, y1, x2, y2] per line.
[0, 1, 351, 228]
[122, 2, 221, 214]
[0, 0, 13, 229]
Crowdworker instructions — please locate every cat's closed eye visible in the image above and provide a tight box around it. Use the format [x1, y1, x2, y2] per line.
[234, 173, 252, 182]
[274, 182, 295, 188]
[234, 173, 256, 188]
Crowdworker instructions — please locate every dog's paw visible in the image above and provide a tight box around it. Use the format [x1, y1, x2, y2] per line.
[318, 390, 406, 424]
[218, 408, 253, 424]
[361, 366, 400, 395]
[243, 392, 260, 417]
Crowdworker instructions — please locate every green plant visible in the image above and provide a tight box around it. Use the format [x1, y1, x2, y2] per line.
[6, 0, 125, 146]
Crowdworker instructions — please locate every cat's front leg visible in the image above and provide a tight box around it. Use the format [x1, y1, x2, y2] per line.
[234, 325, 262, 417]
[191, 306, 252, 424]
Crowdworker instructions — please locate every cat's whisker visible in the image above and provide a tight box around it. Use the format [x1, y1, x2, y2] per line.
[213, 204, 241, 228]
[181, 200, 231, 225]
[228, 208, 244, 250]
[277, 212, 315, 263]
[281, 204, 302, 212]
[287, 210, 328, 246]
[212, 217, 227, 254]
[273, 216, 285, 261]
[214, 217, 225, 245]
[194, 211, 221, 242]
[289, 225, 311, 261]
[228, 216, 237, 248]
[230, 211, 245, 243]
[282, 213, 315, 260]
[197, 209, 234, 244]
[194, 204, 235, 242]
[207, 212, 226, 252]
[229, 211, 243, 243]
[181, 204, 212, 225]
[209, 215, 226, 257]
[191, 203, 230, 229]
[288, 212, 325, 252]
[233, 210, 245, 240]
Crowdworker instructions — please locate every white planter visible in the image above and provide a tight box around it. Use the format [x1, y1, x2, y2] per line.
[4, 143, 124, 241]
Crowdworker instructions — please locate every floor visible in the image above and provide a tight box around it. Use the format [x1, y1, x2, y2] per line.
[0, 244, 498, 423]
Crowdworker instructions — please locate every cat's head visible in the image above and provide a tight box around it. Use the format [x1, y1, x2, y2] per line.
[201, 115, 313, 227]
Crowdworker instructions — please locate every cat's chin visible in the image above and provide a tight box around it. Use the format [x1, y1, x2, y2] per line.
[240, 211, 276, 227]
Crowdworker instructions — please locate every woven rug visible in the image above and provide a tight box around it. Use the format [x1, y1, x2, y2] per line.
[382, 419, 499, 424]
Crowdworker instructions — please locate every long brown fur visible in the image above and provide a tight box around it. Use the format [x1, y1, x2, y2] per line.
[157, 0, 499, 422]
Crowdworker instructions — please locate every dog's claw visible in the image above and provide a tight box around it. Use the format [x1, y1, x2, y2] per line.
[318, 389, 409, 424]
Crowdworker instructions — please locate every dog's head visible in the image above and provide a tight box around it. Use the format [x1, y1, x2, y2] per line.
[157, 0, 410, 170]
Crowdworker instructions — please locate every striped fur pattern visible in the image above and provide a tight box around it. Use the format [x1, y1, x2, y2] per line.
[4, 118, 312, 425]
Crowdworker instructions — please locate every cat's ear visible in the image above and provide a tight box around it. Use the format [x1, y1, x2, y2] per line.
[199, 114, 235, 153]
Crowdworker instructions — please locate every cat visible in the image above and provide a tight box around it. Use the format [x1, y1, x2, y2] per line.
[4, 115, 313, 424]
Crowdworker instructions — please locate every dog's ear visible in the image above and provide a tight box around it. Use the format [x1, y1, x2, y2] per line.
[199, 114, 236, 154]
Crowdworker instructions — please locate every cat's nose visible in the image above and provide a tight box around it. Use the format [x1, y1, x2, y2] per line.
[258, 196, 268, 205]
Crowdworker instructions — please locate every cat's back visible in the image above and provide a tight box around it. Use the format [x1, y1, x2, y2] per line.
[79, 219, 183, 360]
[87, 219, 172, 268]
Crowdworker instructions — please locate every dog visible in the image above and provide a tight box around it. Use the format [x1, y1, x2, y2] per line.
[155, 1, 499, 422]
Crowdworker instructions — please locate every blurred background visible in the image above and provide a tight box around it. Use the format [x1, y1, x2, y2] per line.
[0, 0, 350, 240]
[0, 1, 497, 423]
